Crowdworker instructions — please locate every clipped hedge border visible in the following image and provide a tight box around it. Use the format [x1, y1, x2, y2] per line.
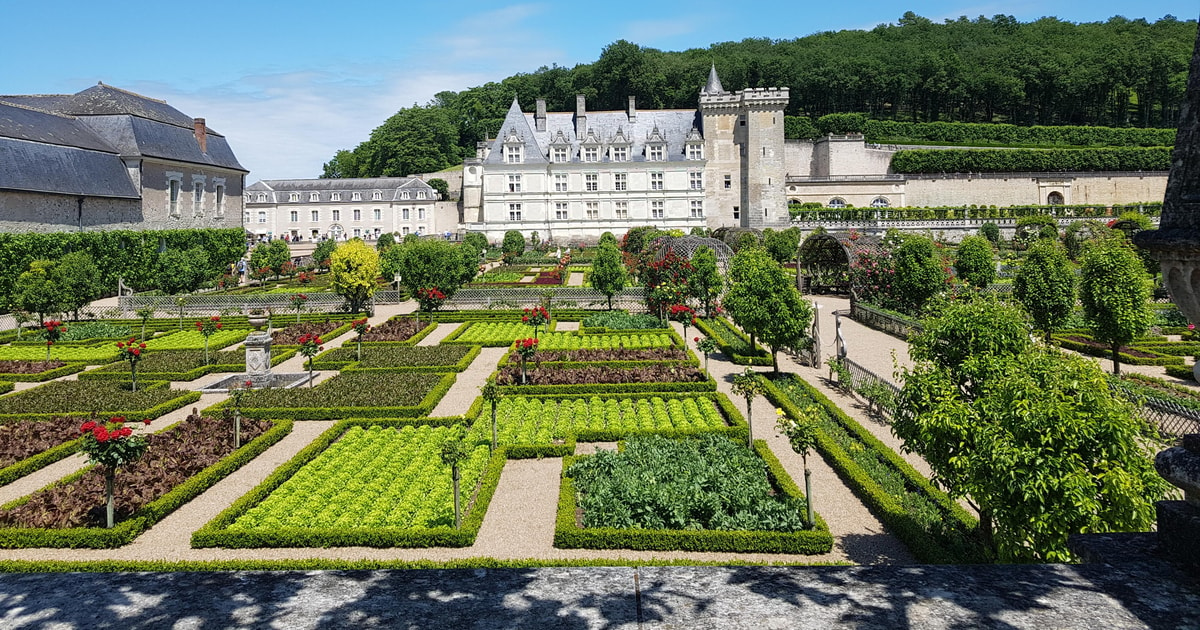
[1052, 335, 1185, 366]
[495, 378, 717, 396]
[80, 349, 298, 382]
[0, 382, 201, 423]
[0, 381, 11, 395]
[1166, 364, 1197, 382]
[334, 345, 483, 375]
[494, 347, 700, 370]
[553, 440, 833, 554]
[191, 419, 507, 549]
[0, 436, 84, 487]
[428, 309, 599, 323]
[694, 317, 772, 366]
[0, 419, 293, 549]
[0, 362, 87, 382]
[209, 372, 457, 420]
[760, 375, 985, 564]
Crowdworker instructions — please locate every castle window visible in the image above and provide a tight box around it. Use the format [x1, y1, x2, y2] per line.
[402, 227, 410, 236]
[687, 144, 703, 160]
[418, 208, 425, 220]
[289, 211, 298, 222]
[648, 145, 664, 161]
[417, 191, 426, 199]
[870, 197, 890, 208]
[586, 202, 599, 220]
[555, 202, 568, 220]
[724, 175, 732, 190]
[310, 192, 320, 202]
[193, 181, 205, 214]
[352, 192, 362, 201]
[583, 147, 599, 162]
[689, 172, 703, 190]
[1048, 191, 1064, 205]
[353, 228, 361, 238]
[168, 177, 182, 217]
[508, 203, 522, 221]
[553, 147, 568, 162]
[256, 193, 266, 203]
[508, 174, 522, 193]
[375, 209, 383, 220]
[214, 181, 225, 217]
[651, 201, 664, 219]
[615, 201, 628, 219]
[650, 172, 663, 191]
[258, 211, 266, 223]
[506, 146, 523, 163]
[403, 209, 410, 220]
[611, 146, 628, 162]
[311, 210, 320, 221]
[554, 173, 568, 192]
[332, 209, 341, 221]
[585, 174, 598, 192]
[690, 200, 704, 218]
[373, 191, 383, 200]
[613, 173, 627, 191]
[289, 193, 299, 202]
[353, 209, 361, 221]
[401, 191, 410, 200]
[828, 198, 847, 208]
[331, 192, 341, 201]
[733, 206, 740, 220]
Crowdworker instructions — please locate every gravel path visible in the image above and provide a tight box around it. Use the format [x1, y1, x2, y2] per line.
[567, 271, 586, 286]
[426, 348, 507, 417]
[417, 323, 462, 346]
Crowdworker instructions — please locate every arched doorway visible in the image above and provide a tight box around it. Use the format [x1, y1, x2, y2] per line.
[1047, 191, 1064, 205]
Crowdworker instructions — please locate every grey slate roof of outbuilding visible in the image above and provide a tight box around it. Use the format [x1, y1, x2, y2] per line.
[246, 177, 435, 203]
[0, 137, 140, 198]
[484, 98, 702, 165]
[0, 101, 118, 153]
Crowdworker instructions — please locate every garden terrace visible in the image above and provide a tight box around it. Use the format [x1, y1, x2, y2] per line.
[219, 372, 455, 419]
[0, 414, 288, 548]
[555, 435, 832, 554]
[0, 360, 86, 382]
[310, 345, 479, 373]
[465, 393, 745, 455]
[193, 422, 504, 549]
[0, 380, 200, 422]
[80, 348, 298, 382]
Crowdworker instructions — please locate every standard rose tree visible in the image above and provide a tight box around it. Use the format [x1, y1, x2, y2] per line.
[116, 337, 147, 391]
[78, 416, 150, 528]
[297, 333, 324, 387]
[194, 316, 223, 365]
[42, 320, 66, 361]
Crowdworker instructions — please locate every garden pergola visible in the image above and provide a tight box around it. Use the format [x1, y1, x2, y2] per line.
[652, 235, 735, 274]
[797, 232, 886, 299]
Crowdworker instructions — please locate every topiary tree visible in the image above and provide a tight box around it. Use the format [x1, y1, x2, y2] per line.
[1014, 239, 1076, 341]
[396, 239, 471, 300]
[734, 231, 761, 252]
[463, 232, 489, 253]
[909, 295, 1031, 396]
[376, 232, 397, 251]
[501, 230, 525, 264]
[78, 416, 149, 528]
[330, 239, 381, 314]
[980, 222, 1001, 247]
[953, 235, 996, 288]
[590, 242, 628, 310]
[440, 426, 471, 529]
[731, 368, 766, 448]
[891, 235, 947, 315]
[157, 247, 212, 295]
[481, 379, 501, 452]
[776, 406, 819, 528]
[598, 232, 618, 248]
[13, 260, 63, 323]
[764, 227, 802, 265]
[54, 251, 101, 321]
[690, 246, 723, 318]
[1080, 237, 1153, 375]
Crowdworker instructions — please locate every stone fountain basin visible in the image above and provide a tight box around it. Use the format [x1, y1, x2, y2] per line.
[199, 373, 314, 393]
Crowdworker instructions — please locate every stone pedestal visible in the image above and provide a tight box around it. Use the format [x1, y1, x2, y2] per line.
[1155, 434, 1200, 573]
[244, 331, 273, 387]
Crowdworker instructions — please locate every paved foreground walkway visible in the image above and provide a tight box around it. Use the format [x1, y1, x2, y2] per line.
[1, 559, 1197, 629]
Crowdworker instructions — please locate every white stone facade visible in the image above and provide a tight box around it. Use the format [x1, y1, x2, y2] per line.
[244, 178, 443, 242]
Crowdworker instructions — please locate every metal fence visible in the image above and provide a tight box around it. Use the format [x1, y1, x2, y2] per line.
[1108, 380, 1200, 437]
[849, 302, 923, 339]
[444, 287, 648, 312]
[119, 293, 354, 316]
[841, 357, 902, 418]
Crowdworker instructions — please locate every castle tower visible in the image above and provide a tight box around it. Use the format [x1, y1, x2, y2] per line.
[699, 65, 789, 228]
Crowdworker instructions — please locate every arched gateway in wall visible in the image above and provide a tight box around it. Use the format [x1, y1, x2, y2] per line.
[797, 232, 887, 299]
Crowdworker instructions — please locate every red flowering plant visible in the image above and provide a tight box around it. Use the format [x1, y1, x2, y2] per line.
[251, 266, 272, 282]
[522, 305, 550, 339]
[280, 260, 297, 278]
[352, 317, 371, 361]
[669, 304, 696, 340]
[116, 336, 147, 391]
[695, 335, 718, 378]
[848, 246, 899, 311]
[42, 320, 67, 361]
[78, 415, 150, 528]
[297, 333, 324, 387]
[415, 287, 447, 324]
[642, 251, 695, 317]
[290, 293, 308, 324]
[514, 337, 539, 384]
[297, 271, 315, 285]
[195, 316, 223, 365]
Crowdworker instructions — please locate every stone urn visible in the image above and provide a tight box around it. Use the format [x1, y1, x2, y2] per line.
[247, 310, 270, 330]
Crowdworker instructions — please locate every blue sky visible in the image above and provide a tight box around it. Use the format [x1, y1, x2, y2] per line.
[1, 1, 1192, 180]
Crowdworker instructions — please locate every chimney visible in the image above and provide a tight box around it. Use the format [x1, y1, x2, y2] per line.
[575, 94, 587, 138]
[535, 99, 547, 132]
[628, 96, 637, 123]
[193, 118, 207, 153]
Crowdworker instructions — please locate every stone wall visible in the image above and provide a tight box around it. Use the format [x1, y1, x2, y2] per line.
[139, 160, 244, 230]
[904, 172, 1167, 207]
[0, 190, 144, 232]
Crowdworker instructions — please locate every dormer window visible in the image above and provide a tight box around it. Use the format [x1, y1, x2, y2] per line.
[506, 145, 523, 163]
[648, 145, 664, 161]
[373, 191, 382, 200]
[549, 130, 571, 163]
[687, 144, 704, 160]
[331, 192, 341, 201]
[401, 191, 410, 200]
[611, 146, 628, 162]
[583, 146, 599, 162]
[553, 147, 568, 162]
[289, 193, 300, 202]
[417, 191, 426, 199]
[256, 193, 266, 202]
[310, 192, 320, 202]
[351, 192, 361, 201]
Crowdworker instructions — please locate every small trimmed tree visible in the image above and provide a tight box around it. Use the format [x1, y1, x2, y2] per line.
[1080, 237, 1153, 375]
[440, 427, 471, 529]
[690, 246, 723, 318]
[14, 260, 63, 322]
[1014, 239, 1076, 341]
[55, 251, 101, 320]
[194, 316, 223, 365]
[312, 239, 337, 271]
[776, 406, 819, 528]
[980, 222, 1001, 247]
[590, 242, 628, 310]
[330, 239, 380, 314]
[501, 230, 525, 264]
[731, 368, 765, 448]
[953, 235, 996, 288]
[78, 416, 149, 528]
[481, 379, 501, 452]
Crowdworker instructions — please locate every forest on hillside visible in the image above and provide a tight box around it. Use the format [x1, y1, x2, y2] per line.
[320, 12, 1197, 180]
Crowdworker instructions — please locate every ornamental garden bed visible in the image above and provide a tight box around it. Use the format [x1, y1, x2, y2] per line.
[0, 380, 201, 422]
[0, 360, 87, 382]
[1052, 333, 1187, 366]
[499, 347, 692, 369]
[270, 320, 353, 346]
[761, 373, 987, 563]
[0, 414, 289, 548]
[554, 435, 833, 554]
[0, 416, 88, 486]
[0, 344, 120, 364]
[442, 323, 678, 349]
[216, 372, 455, 420]
[466, 393, 746, 457]
[496, 364, 706, 386]
[142, 329, 250, 351]
[580, 312, 668, 332]
[694, 317, 771, 366]
[311, 344, 479, 373]
[192, 422, 504, 549]
[80, 348, 298, 382]
[359, 317, 435, 344]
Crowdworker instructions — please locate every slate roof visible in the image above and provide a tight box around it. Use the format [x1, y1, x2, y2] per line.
[0, 101, 118, 153]
[484, 98, 702, 165]
[247, 177, 435, 204]
[703, 64, 725, 94]
[0, 138, 139, 198]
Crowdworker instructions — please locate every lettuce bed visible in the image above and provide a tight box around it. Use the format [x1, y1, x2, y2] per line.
[0, 380, 201, 421]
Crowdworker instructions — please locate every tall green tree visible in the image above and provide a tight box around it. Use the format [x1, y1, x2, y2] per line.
[763, 227, 802, 265]
[54, 251, 101, 320]
[1014, 239, 1076, 341]
[156, 247, 212, 295]
[892, 235, 947, 314]
[1079, 237, 1153, 374]
[312, 239, 337, 270]
[590, 242, 628, 310]
[725, 247, 789, 355]
[501, 231, 525, 264]
[953, 235, 996, 288]
[13, 260, 62, 322]
[690, 246, 724, 318]
[396, 239, 471, 298]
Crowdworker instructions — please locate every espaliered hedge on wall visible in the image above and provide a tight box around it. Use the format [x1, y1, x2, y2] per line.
[761, 374, 988, 563]
[0, 228, 245, 303]
[553, 440, 833, 554]
[0, 419, 291, 549]
[891, 146, 1171, 174]
[789, 202, 1161, 222]
[191, 419, 507, 549]
[862, 120, 1176, 148]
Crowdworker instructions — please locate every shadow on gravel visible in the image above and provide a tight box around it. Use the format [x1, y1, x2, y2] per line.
[0, 567, 642, 629]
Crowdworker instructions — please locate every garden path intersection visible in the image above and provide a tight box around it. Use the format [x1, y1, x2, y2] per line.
[0, 299, 1196, 627]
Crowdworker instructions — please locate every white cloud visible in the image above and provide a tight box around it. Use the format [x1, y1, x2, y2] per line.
[129, 3, 566, 181]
